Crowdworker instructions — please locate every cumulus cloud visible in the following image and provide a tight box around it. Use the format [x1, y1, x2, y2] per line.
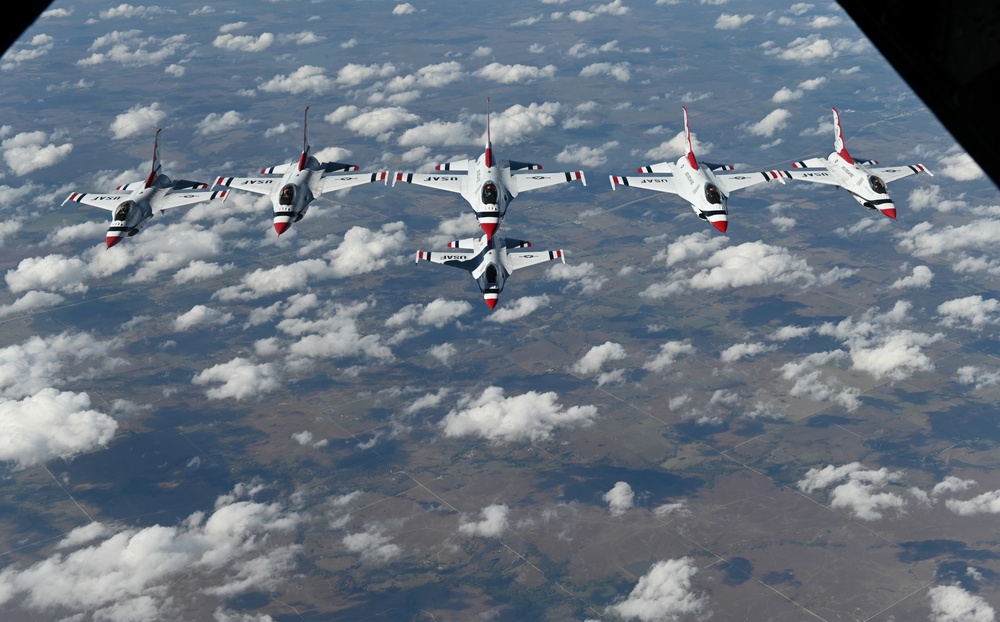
[212, 32, 274, 52]
[427, 343, 457, 365]
[927, 585, 997, 622]
[474, 62, 557, 84]
[937, 151, 984, 181]
[546, 262, 607, 295]
[603, 481, 634, 516]
[747, 109, 791, 137]
[439, 386, 598, 443]
[572, 342, 627, 375]
[606, 558, 709, 621]
[0, 33, 55, 70]
[778, 350, 860, 411]
[644, 341, 694, 372]
[342, 106, 420, 141]
[173, 305, 233, 331]
[385, 299, 471, 329]
[556, 141, 619, 167]
[579, 62, 631, 82]
[937, 295, 1000, 329]
[890, 265, 933, 289]
[719, 342, 775, 362]
[343, 527, 400, 563]
[715, 13, 754, 29]
[797, 463, 906, 520]
[196, 110, 245, 135]
[487, 295, 550, 323]
[1, 129, 73, 175]
[459, 504, 509, 537]
[77, 30, 188, 67]
[956, 365, 1000, 391]
[259, 65, 333, 95]
[392, 3, 416, 15]
[336, 62, 396, 86]
[192, 357, 281, 400]
[110, 102, 166, 139]
[0, 485, 300, 618]
[0, 389, 116, 469]
[945, 490, 1000, 516]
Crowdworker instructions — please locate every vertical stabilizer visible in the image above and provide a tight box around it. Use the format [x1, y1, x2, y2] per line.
[144, 128, 163, 188]
[683, 106, 699, 170]
[298, 106, 310, 171]
[485, 97, 493, 168]
[832, 107, 853, 164]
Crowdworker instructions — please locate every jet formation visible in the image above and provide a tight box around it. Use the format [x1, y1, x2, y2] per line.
[64, 103, 933, 308]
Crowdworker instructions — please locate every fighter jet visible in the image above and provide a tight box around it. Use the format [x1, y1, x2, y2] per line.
[609, 106, 786, 234]
[62, 129, 228, 248]
[214, 107, 387, 235]
[774, 107, 932, 220]
[416, 233, 565, 310]
[392, 98, 586, 240]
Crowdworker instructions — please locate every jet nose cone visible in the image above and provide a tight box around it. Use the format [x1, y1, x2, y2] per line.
[484, 296, 498, 310]
[881, 207, 897, 220]
[711, 219, 728, 234]
[480, 222, 497, 239]
[106, 236, 121, 248]
[274, 221, 290, 235]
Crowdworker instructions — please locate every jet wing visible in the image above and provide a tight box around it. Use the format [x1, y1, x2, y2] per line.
[320, 171, 388, 194]
[62, 192, 129, 211]
[154, 189, 229, 212]
[214, 176, 280, 196]
[507, 249, 565, 272]
[715, 170, 786, 193]
[869, 164, 933, 183]
[637, 162, 672, 174]
[415, 249, 476, 271]
[115, 181, 146, 192]
[260, 163, 294, 175]
[393, 172, 465, 194]
[508, 171, 586, 195]
[609, 174, 679, 195]
[780, 166, 842, 187]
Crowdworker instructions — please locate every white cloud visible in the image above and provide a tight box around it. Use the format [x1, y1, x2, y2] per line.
[77, 30, 188, 67]
[5, 253, 90, 294]
[938, 295, 1000, 329]
[0, 291, 65, 320]
[439, 386, 598, 443]
[427, 343, 457, 366]
[932, 476, 977, 497]
[606, 558, 709, 621]
[336, 62, 396, 86]
[344, 106, 420, 141]
[1, 130, 73, 175]
[715, 13, 754, 29]
[386, 298, 471, 329]
[196, 110, 246, 135]
[343, 527, 401, 563]
[459, 504, 509, 537]
[192, 357, 281, 400]
[890, 265, 933, 289]
[110, 102, 166, 139]
[546, 261, 607, 295]
[603, 481, 634, 516]
[747, 109, 791, 137]
[556, 141, 619, 167]
[0, 389, 116, 469]
[937, 151, 985, 181]
[797, 463, 907, 520]
[487, 295, 550, 323]
[572, 342, 627, 375]
[0, 485, 300, 617]
[392, 3, 416, 15]
[474, 62, 557, 84]
[259, 65, 332, 95]
[212, 32, 274, 52]
[946, 490, 1000, 516]
[173, 305, 233, 332]
[644, 341, 694, 372]
[579, 62, 631, 82]
[956, 366, 1000, 391]
[719, 342, 775, 362]
[927, 585, 997, 622]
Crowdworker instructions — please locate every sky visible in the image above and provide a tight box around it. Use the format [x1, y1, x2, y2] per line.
[1, 1, 999, 621]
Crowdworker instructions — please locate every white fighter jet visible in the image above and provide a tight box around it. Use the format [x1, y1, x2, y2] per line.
[774, 107, 932, 220]
[609, 106, 786, 234]
[63, 129, 229, 248]
[416, 233, 565, 310]
[214, 107, 387, 235]
[392, 98, 586, 241]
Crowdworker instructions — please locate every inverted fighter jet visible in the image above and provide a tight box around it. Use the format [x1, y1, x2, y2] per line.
[63, 129, 228, 248]
[609, 106, 786, 234]
[775, 107, 932, 220]
[393, 98, 586, 240]
[214, 107, 387, 235]
[416, 233, 565, 310]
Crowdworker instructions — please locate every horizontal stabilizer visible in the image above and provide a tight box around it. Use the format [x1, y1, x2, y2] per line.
[509, 160, 543, 171]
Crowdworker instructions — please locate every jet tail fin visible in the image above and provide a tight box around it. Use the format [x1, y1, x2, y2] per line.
[682, 106, 698, 170]
[485, 97, 493, 168]
[832, 107, 854, 164]
[144, 128, 163, 188]
[298, 106, 310, 171]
